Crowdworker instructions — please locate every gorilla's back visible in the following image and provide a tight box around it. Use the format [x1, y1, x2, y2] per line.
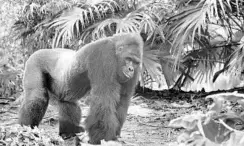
[24, 48, 91, 102]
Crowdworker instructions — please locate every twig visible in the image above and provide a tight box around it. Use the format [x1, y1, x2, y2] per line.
[136, 118, 171, 128]
[219, 119, 235, 132]
[121, 141, 137, 146]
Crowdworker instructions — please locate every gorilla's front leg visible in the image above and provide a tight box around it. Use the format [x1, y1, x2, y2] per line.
[58, 101, 84, 139]
[116, 94, 131, 137]
[85, 94, 120, 144]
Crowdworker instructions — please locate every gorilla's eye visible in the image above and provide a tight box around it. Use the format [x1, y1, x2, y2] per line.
[134, 61, 140, 65]
[125, 57, 132, 61]
[126, 57, 140, 65]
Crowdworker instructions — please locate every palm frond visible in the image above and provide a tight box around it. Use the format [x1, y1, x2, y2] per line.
[167, 0, 243, 61]
[45, 0, 131, 47]
[163, 0, 244, 87]
[13, 0, 78, 50]
[228, 39, 244, 76]
[142, 42, 164, 88]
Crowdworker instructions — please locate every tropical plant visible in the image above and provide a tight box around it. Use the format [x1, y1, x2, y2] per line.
[0, 0, 25, 98]
[13, 0, 244, 90]
[169, 92, 244, 146]
[166, 0, 244, 89]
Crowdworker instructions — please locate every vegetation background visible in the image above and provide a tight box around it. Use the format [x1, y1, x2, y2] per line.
[1, 0, 244, 146]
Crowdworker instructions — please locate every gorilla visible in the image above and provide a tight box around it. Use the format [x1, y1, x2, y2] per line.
[18, 33, 144, 144]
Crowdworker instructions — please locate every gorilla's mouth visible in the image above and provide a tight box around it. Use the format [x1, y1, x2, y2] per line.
[121, 74, 131, 83]
[124, 72, 131, 78]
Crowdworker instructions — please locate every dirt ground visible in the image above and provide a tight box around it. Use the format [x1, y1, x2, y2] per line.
[0, 95, 204, 146]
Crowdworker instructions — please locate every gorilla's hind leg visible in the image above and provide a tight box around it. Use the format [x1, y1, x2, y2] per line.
[18, 88, 49, 128]
[58, 101, 84, 139]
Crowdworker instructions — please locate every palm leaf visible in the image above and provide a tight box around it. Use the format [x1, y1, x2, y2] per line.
[142, 42, 164, 88]
[45, 0, 130, 47]
[167, 0, 242, 60]
[228, 39, 244, 76]
[164, 0, 244, 87]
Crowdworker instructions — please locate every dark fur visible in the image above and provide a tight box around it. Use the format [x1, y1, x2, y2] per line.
[18, 33, 143, 144]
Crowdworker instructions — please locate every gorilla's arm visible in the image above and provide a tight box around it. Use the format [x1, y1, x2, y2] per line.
[116, 68, 140, 136]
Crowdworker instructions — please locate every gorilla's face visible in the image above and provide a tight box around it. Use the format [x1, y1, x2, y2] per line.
[116, 44, 142, 83]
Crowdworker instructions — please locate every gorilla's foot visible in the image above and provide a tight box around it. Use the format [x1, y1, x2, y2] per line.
[59, 120, 85, 139]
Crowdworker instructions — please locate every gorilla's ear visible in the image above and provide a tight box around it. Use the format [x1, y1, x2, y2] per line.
[116, 46, 124, 55]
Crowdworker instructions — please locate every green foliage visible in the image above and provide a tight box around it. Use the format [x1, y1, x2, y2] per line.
[13, 0, 82, 52]
[0, 64, 22, 99]
[0, 125, 64, 146]
[169, 91, 244, 146]
[0, 46, 24, 99]
[167, 0, 244, 88]
[0, 1, 26, 98]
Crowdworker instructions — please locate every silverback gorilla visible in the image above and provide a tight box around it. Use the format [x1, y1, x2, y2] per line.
[18, 33, 144, 144]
